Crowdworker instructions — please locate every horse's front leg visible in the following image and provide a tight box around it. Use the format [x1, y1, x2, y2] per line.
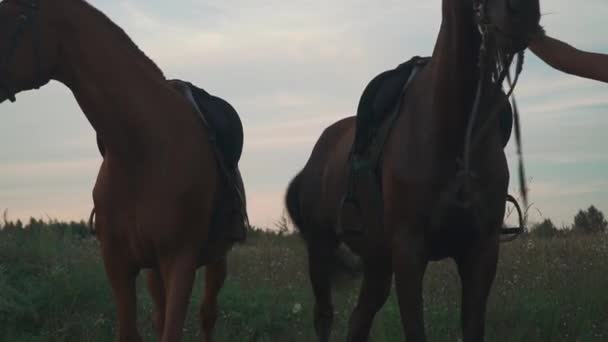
[159, 248, 198, 342]
[99, 235, 142, 342]
[456, 231, 500, 342]
[392, 229, 428, 342]
[306, 237, 336, 342]
[95, 194, 142, 342]
[346, 257, 393, 342]
[200, 257, 228, 342]
[146, 269, 166, 340]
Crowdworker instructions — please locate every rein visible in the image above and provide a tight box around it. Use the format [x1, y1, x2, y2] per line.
[0, 0, 42, 103]
[458, 0, 528, 237]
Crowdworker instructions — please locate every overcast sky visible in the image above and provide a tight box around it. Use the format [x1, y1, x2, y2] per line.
[1, 0, 608, 228]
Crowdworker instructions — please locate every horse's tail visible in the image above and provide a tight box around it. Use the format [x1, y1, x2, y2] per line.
[88, 207, 96, 235]
[285, 172, 362, 280]
[285, 172, 306, 238]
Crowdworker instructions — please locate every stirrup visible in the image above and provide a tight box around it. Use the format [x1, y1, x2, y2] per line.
[337, 196, 365, 237]
[501, 194, 525, 240]
[336, 155, 366, 236]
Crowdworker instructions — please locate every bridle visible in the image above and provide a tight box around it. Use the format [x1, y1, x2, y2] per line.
[0, 0, 42, 103]
[452, 0, 530, 237]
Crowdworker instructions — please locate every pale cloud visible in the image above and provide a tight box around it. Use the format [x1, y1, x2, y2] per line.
[0, 193, 94, 223]
[0, 158, 99, 179]
[522, 152, 608, 165]
[112, 1, 373, 70]
[532, 180, 608, 198]
[524, 93, 608, 117]
[245, 189, 287, 228]
[516, 76, 601, 101]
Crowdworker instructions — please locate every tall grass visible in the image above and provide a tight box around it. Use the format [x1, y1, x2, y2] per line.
[1, 220, 607, 341]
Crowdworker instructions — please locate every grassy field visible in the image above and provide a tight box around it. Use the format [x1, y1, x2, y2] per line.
[1, 220, 607, 341]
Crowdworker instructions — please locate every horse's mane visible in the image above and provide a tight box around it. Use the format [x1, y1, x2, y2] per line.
[76, 0, 166, 79]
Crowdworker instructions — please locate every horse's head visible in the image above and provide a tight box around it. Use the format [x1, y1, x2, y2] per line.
[0, 0, 59, 103]
[483, 0, 541, 53]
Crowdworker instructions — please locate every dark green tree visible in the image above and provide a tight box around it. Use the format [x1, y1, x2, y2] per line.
[532, 218, 559, 237]
[573, 205, 608, 234]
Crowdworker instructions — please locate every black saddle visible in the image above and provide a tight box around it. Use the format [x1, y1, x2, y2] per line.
[171, 79, 248, 242]
[179, 81, 244, 169]
[354, 56, 513, 151]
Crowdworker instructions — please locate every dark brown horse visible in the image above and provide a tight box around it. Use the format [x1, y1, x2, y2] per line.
[286, 0, 540, 341]
[0, 0, 245, 341]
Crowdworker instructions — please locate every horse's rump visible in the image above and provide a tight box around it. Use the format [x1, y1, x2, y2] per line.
[290, 117, 356, 233]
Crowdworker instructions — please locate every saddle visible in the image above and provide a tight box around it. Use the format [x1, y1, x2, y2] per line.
[170, 79, 248, 243]
[339, 56, 519, 237]
[352, 56, 430, 153]
[339, 57, 429, 237]
[172, 81, 244, 169]
[353, 56, 513, 154]
[91, 80, 249, 242]
[95, 81, 245, 169]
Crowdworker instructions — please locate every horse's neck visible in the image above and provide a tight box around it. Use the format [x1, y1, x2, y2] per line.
[51, 1, 169, 147]
[428, 0, 480, 119]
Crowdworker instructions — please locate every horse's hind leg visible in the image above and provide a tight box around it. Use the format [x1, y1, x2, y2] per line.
[346, 259, 392, 342]
[200, 257, 227, 342]
[393, 232, 428, 342]
[146, 269, 166, 339]
[159, 251, 198, 342]
[457, 234, 499, 342]
[306, 239, 335, 342]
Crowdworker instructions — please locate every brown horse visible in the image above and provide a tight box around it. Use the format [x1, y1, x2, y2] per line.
[286, 0, 540, 341]
[0, 0, 245, 341]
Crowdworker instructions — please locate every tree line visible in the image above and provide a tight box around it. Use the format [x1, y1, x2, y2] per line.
[531, 205, 608, 237]
[1, 205, 607, 239]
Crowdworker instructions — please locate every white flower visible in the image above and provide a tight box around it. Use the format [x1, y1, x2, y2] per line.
[292, 303, 303, 314]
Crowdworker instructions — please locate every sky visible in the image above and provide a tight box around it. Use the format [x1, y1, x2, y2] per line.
[1, 0, 608, 228]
